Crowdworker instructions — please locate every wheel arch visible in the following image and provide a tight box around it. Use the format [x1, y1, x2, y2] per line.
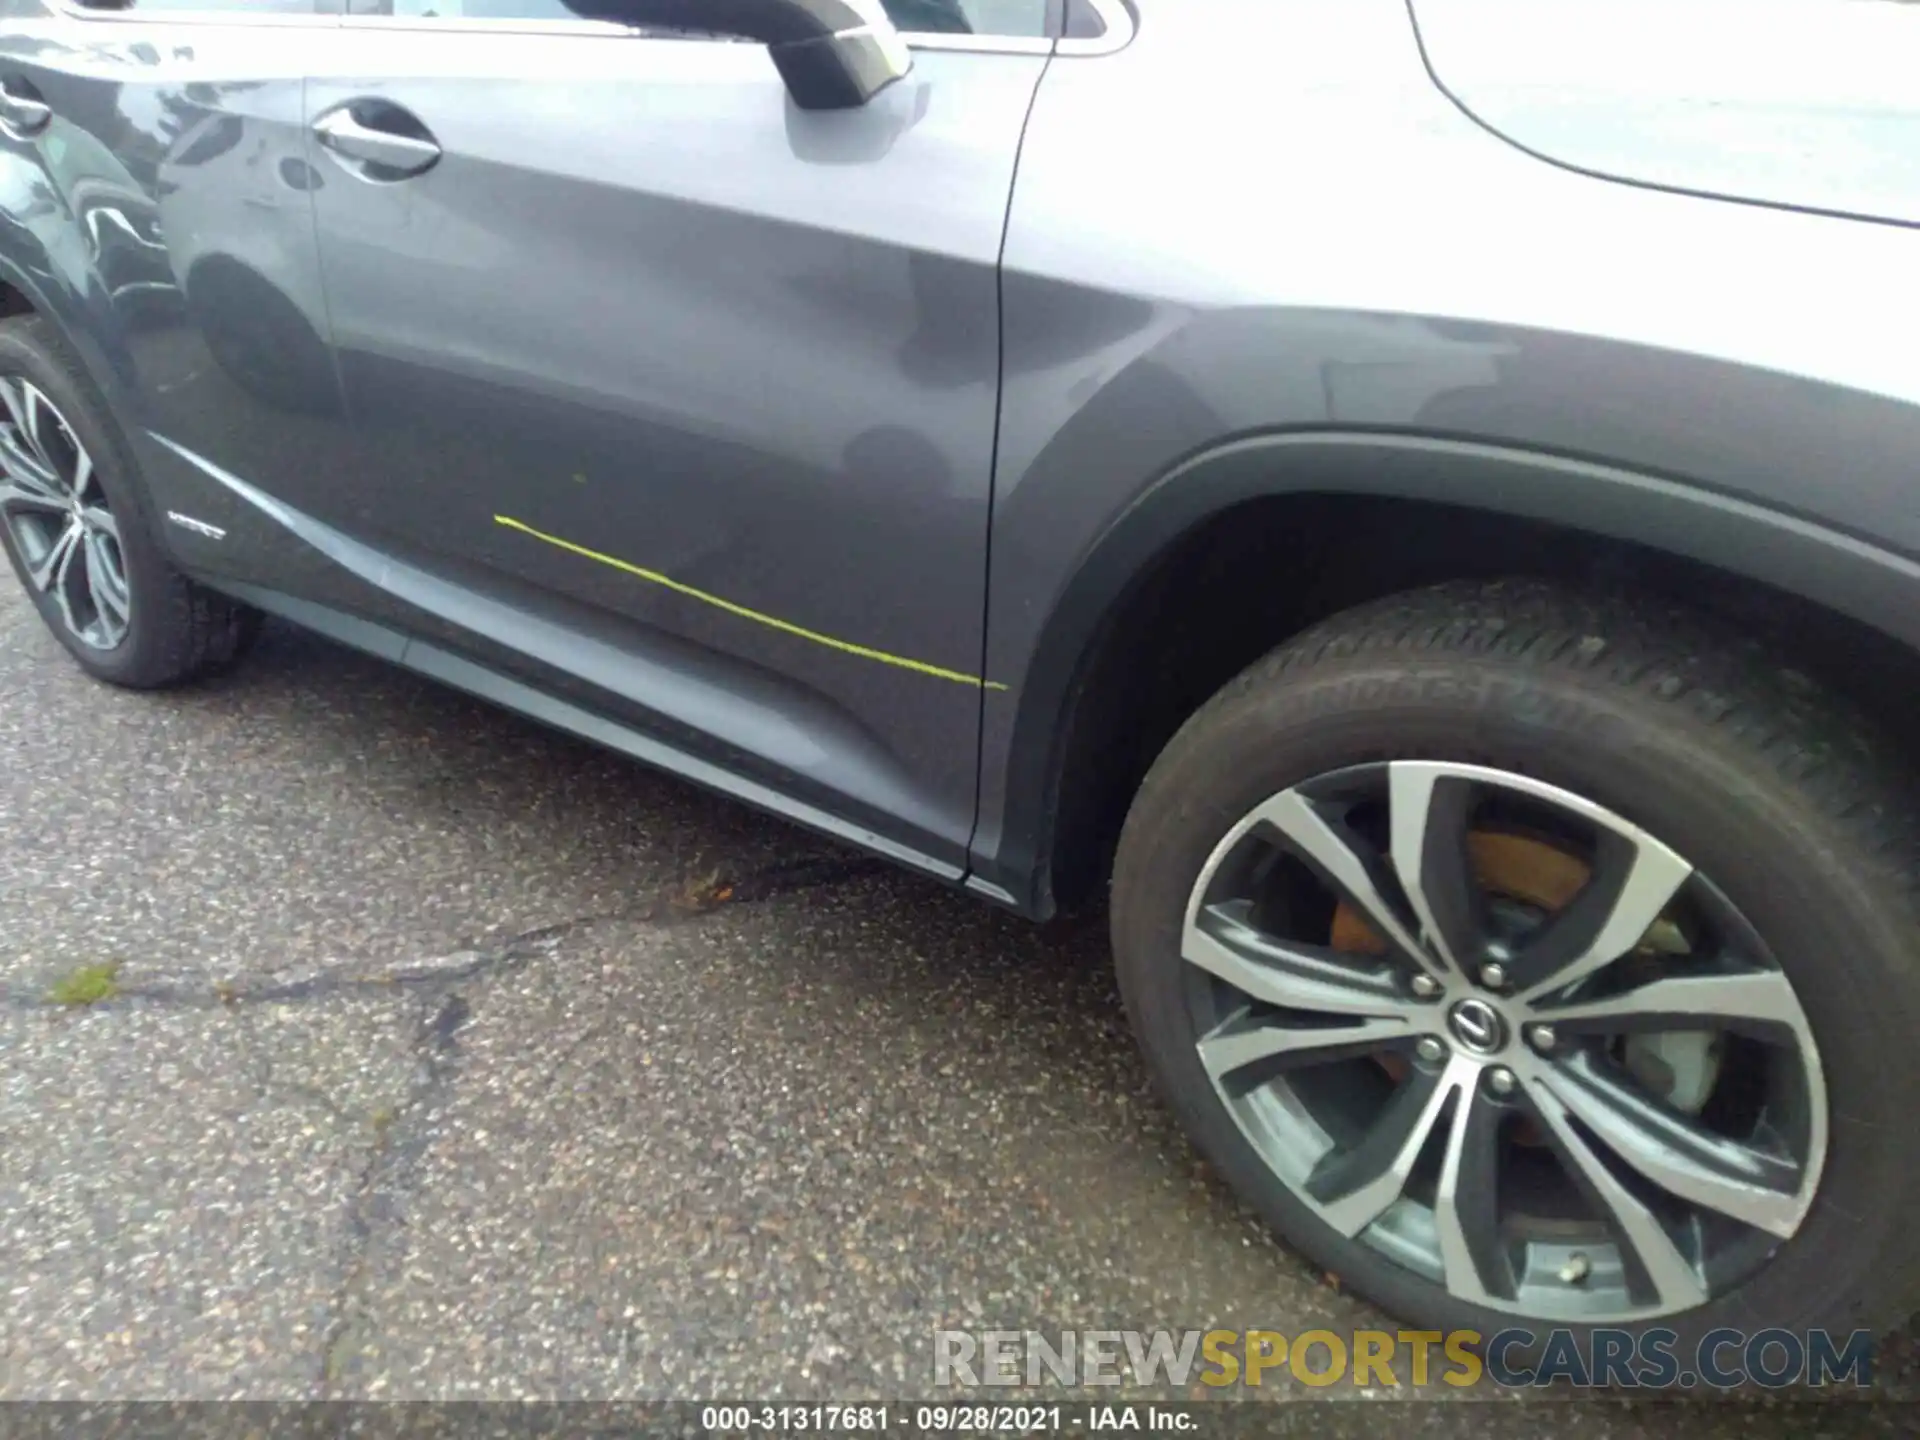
[978, 429, 1920, 918]
[0, 229, 142, 423]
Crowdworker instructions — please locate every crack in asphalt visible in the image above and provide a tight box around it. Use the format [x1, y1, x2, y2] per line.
[294, 853, 883, 1395]
[4, 850, 892, 1394]
[5, 855, 891, 1015]
[320, 987, 472, 1396]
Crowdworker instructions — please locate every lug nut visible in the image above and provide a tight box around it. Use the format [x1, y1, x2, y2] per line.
[1479, 961, 1509, 990]
[1526, 1024, 1557, 1052]
[1485, 1066, 1517, 1097]
[1410, 974, 1442, 999]
[1415, 1036, 1446, 1064]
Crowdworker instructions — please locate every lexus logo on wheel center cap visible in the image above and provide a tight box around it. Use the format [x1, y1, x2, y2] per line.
[1447, 998, 1508, 1054]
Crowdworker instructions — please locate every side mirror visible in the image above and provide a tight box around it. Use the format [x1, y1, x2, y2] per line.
[762, 0, 914, 111]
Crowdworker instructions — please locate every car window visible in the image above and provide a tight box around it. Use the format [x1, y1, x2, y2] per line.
[354, 0, 1052, 36]
[883, 0, 1050, 36]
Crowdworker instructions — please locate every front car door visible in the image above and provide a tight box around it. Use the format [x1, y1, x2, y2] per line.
[290, 0, 1054, 877]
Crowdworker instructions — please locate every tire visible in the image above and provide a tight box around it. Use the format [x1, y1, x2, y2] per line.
[1111, 579, 1920, 1360]
[0, 313, 260, 688]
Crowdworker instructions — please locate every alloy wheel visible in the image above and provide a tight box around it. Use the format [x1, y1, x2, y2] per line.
[1182, 760, 1826, 1323]
[0, 375, 130, 650]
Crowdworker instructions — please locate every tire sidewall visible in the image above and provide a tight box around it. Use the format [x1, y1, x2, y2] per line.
[1111, 638, 1920, 1354]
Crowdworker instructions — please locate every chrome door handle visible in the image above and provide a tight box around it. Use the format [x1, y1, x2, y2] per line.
[0, 82, 51, 137]
[313, 106, 440, 176]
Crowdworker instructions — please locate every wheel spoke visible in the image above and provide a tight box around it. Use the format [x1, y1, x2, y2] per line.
[26, 518, 81, 592]
[0, 375, 73, 512]
[1388, 762, 1484, 973]
[80, 502, 118, 543]
[1188, 762, 1825, 1324]
[1535, 969, 1804, 1040]
[0, 429, 65, 513]
[1197, 1009, 1414, 1083]
[1, 377, 129, 650]
[1513, 827, 1693, 1001]
[69, 444, 94, 505]
[1249, 791, 1446, 982]
[1536, 1054, 1806, 1237]
[0, 473, 65, 517]
[83, 529, 130, 625]
[1185, 901, 1422, 1020]
[11, 378, 58, 474]
[1433, 1079, 1513, 1305]
[1524, 1073, 1710, 1311]
[0, 437, 64, 498]
[1308, 1054, 1477, 1236]
[0, 376, 39, 458]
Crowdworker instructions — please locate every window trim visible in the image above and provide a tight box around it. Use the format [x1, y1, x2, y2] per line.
[330, 13, 657, 36]
[898, 30, 1051, 55]
[52, 2, 332, 25]
[52, 0, 1137, 56]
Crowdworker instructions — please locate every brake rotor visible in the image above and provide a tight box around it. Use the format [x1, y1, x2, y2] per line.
[1343, 831, 1588, 1143]
[1340, 829, 1710, 1127]
[1332, 829, 1594, 955]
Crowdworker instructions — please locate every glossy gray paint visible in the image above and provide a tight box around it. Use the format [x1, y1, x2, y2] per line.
[2, 0, 1918, 916]
[1410, 0, 1920, 228]
[0, 0, 1050, 876]
[291, 23, 1043, 871]
[0, 2, 326, 506]
[972, 0, 1920, 908]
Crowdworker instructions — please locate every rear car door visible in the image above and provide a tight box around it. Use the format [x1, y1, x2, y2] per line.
[0, 0, 340, 554]
[294, 0, 1054, 874]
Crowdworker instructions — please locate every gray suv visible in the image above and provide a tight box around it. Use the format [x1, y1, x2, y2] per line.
[4, 0, 1920, 1357]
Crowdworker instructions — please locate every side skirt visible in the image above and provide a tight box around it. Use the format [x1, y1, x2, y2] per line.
[213, 579, 969, 889]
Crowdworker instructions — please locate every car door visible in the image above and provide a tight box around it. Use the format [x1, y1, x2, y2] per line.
[0, 0, 342, 566]
[294, 0, 1053, 874]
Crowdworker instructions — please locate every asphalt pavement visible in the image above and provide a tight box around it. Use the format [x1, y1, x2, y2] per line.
[2, 582, 1915, 1435]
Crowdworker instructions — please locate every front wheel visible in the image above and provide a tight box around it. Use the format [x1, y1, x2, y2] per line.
[1112, 581, 1920, 1354]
